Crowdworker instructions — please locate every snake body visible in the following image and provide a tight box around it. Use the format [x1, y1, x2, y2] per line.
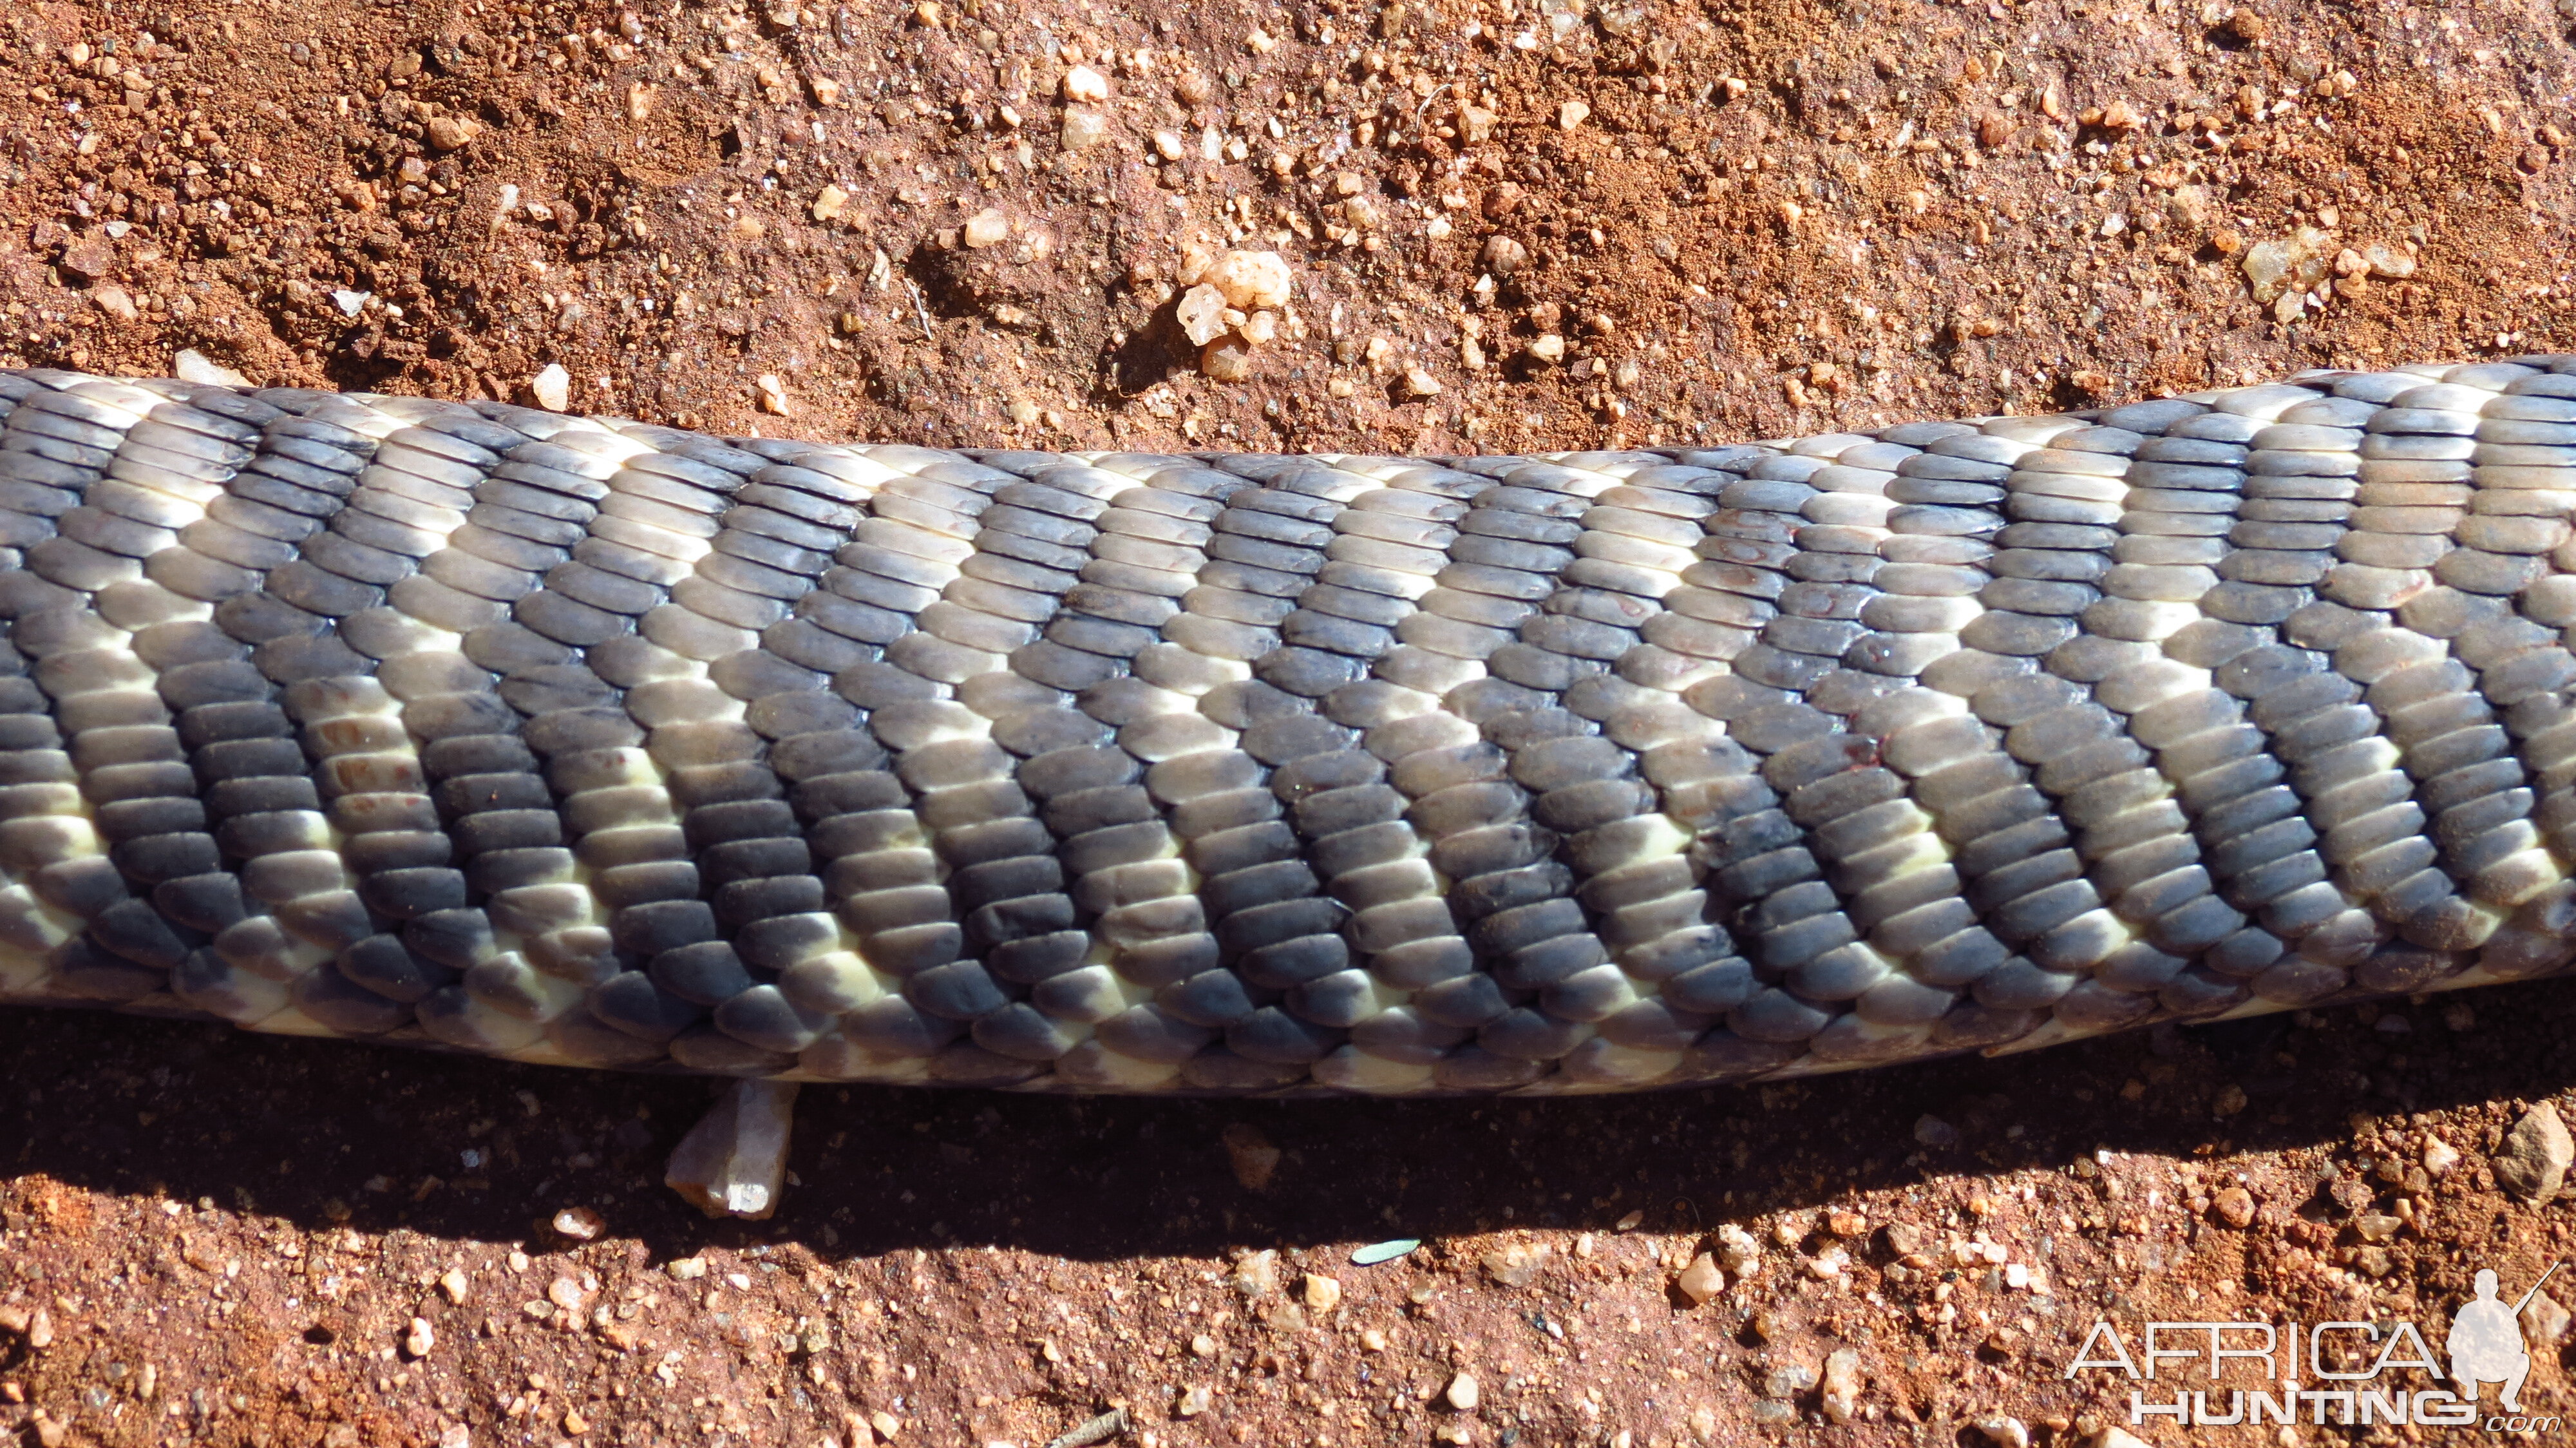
[4, 358, 2575, 1098]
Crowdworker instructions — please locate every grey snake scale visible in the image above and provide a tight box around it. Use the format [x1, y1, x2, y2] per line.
[5, 358, 2576, 1099]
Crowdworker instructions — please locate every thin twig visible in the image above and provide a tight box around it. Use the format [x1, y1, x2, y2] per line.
[905, 278, 935, 341]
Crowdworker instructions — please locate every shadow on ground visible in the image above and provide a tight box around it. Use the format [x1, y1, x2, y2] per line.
[7, 982, 2573, 1266]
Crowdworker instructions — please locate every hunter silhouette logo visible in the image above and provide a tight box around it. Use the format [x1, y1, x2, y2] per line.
[2449, 1263, 2562, 1415]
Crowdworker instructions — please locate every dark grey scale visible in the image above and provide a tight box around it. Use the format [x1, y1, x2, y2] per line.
[0, 394, 234, 1002]
[265, 419, 573, 1038]
[857, 462, 1126, 1067]
[4, 385, 155, 598]
[140, 407, 379, 1020]
[199, 403, 510, 1033]
[2483, 378, 2576, 970]
[473, 441, 763, 1063]
[2393, 585, 2573, 928]
[2304, 380, 2541, 950]
[1551, 467, 1770, 1033]
[1665, 453, 1924, 1057]
[2203, 624, 2396, 982]
[782, 458, 1072, 1062]
[1663, 700, 1853, 1056]
[2381, 392, 2576, 958]
[1900, 426, 2171, 1008]
[1157, 463, 1485, 1078]
[1316, 473, 1598, 1066]
[675, 455, 1022, 1061]
[2011, 417, 2271, 975]
[0, 663, 168, 1002]
[401, 435, 650, 1055]
[1074, 461, 1373, 1078]
[169, 420, 420, 1025]
[2121, 398, 2388, 998]
[1455, 470, 1747, 1063]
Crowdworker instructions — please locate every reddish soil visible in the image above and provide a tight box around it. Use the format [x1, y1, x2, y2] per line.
[2, 0, 2575, 1443]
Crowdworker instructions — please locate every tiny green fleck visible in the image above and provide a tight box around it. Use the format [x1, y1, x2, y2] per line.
[1350, 1238, 1421, 1266]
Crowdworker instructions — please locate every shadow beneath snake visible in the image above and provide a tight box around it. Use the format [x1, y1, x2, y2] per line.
[5, 980, 2573, 1266]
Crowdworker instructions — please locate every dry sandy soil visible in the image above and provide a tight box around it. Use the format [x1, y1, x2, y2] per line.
[4, 0, 2576, 1443]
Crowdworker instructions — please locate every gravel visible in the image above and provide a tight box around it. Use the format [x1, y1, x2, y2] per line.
[3, 0, 2575, 1440]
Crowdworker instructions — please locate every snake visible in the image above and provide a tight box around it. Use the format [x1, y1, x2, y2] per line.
[4, 357, 2573, 1132]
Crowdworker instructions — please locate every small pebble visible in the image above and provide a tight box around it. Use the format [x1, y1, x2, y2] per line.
[2423, 1136, 2463, 1177]
[1819, 1348, 1864, 1425]
[1175, 1384, 1213, 1418]
[425, 115, 481, 151]
[1302, 1273, 1341, 1313]
[2209, 1186, 2256, 1228]
[1221, 1124, 1280, 1190]
[1714, 1223, 1761, 1277]
[1061, 109, 1112, 150]
[529, 364, 571, 412]
[173, 348, 249, 387]
[1763, 1363, 1817, 1398]
[1401, 366, 1443, 399]
[1976, 1416, 2031, 1448]
[553, 1206, 605, 1242]
[1177, 285, 1231, 347]
[2523, 1291, 2573, 1348]
[1444, 1373, 1479, 1411]
[756, 374, 793, 415]
[1201, 250, 1293, 309]
[812, 185, 849, 222]
[962, 208, 1009, 248]
[1557, 99, 1589, 129]
[1674, 1252, 1725, 1305]
[439, 1269, 471, 1304]
[2495, 1101, 2573, 1203]
[1479, 1241, 1546, 1286]
[1063, 65, 1109, 102]
[404, 1317, 435, 1358]
[59, 232, 113, 280]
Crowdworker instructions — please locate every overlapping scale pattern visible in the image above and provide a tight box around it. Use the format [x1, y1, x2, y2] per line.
[8, 358, 2576, 1094]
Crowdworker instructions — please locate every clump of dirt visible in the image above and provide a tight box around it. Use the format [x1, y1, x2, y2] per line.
[1, 0, 2574, 1443]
